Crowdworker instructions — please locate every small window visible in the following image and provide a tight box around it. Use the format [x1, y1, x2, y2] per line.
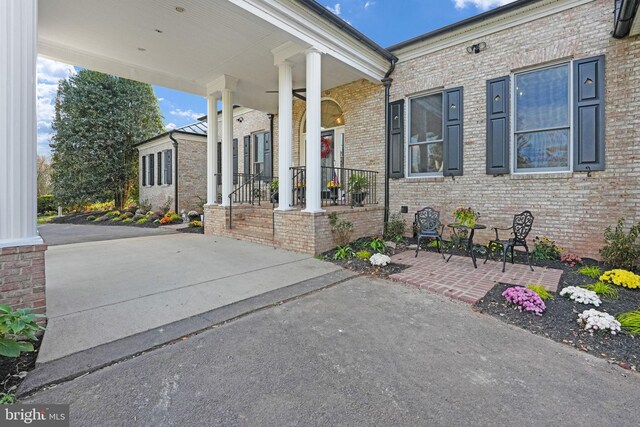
[254, 132, 267, 175]
[514, 64, 570, 172]
[408, 93, 444, 175]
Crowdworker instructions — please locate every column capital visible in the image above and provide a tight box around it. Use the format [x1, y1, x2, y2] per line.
[305, 47, 323, 56]
[272, 41, 305, 66]
[206, 75, 238, 96]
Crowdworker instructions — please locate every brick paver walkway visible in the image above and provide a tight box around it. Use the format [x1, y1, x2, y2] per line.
[389, 250, 563, 304]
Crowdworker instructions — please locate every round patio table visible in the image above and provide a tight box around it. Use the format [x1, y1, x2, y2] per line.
[446, 223, 487, 269]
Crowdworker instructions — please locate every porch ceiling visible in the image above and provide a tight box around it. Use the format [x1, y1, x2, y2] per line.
[38, 0, 390, 113]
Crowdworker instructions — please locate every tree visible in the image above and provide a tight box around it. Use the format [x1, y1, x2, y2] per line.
[51, 70, 164, 209]
[37, 155, 52, 196]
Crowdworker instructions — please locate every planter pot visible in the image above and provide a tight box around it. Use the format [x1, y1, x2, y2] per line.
[351, 191, 368, 207]
[271, 191, 279, 203]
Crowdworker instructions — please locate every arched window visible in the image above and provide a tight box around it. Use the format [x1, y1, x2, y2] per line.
[302, 100, 344, 133]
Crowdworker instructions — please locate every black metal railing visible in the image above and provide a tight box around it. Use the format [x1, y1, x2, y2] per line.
[228, 173, 277, 229]
[289, 166, 378, 208]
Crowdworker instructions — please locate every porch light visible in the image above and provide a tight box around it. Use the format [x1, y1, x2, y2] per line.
[466, 41, 487, 54]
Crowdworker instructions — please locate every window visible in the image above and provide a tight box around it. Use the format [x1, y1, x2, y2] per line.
[409, 93, 444, 175]
[514, 64, 570, 172]
[254, 132, 266, 175]
[163, 149, 173, 185]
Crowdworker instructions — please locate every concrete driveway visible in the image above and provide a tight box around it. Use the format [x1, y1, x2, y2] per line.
[39, 230, 341, 363]
[24, 277, 640, 426]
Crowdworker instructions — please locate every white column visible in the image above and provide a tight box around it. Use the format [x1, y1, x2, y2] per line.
[275, 61, 293, 211]
[220, 88, 234, 207]
[0, 0, 42, 247]
[206, 95, 219, 205]
[302, 49, 323, 213]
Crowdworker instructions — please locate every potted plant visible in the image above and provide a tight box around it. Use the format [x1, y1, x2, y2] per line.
[348, 173, 369, 207]
[453, 207, 479, 228]
[270, 178, 279, 203]
[327, 175, 341, 204]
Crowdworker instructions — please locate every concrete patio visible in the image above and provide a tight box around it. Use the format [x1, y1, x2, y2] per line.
[39, 231, 342, 364]
[390, 251, 563, 304]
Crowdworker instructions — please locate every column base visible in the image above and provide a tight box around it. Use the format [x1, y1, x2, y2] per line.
[0, 244, 47, 322]
[301, 208, 325, 214]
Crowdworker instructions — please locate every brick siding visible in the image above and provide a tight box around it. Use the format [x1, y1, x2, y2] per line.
[0, 244, 47, 322]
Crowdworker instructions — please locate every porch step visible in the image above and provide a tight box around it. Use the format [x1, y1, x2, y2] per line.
[224, 227, 277, 246]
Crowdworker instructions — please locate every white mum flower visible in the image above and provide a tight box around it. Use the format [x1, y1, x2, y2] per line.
[370, 253, 391, 267]
[577, 309, 621, 335]
[559, 286, 601, 306]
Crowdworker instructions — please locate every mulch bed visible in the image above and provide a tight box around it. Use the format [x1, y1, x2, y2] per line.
[473, 257, 640, 371]
[1, 339, 41, 398]
[322, 237, 410, 278]
[50, 212, 161, 228]
[177, 226, 204, 234]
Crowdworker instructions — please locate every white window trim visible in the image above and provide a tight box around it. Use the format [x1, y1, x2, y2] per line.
[405, 89, 445, 178]
[510, 61, 573, 175]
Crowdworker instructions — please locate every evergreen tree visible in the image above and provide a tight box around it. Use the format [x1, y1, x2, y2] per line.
[51, 70, 164, 209]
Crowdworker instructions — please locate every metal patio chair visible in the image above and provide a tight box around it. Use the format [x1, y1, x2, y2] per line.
[414, 207, 445, 259]
[484, 210, 535, 272]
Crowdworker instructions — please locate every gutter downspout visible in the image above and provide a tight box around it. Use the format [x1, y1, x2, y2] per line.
[382, 58, 397, 235]
[169, 131, 179, 213]
[613, 0, 640, 38]
[268, 113, 275, 179]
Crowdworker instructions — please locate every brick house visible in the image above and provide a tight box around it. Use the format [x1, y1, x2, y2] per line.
[3, 0, 640, 314]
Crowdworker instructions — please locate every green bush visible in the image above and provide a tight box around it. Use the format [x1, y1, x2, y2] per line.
[532, 236, 561, 260]
[0, 304, 44, 358]
[369, 238, 385, 252]
[132, 213, 144, 222]
[582, 282, 619, 300]
[86, 215, 96, 221]
[111, 216, 122, 222]
[333, 246, 353, 260]
[95, 215, 109, 222]
[616, 309, 640, 334]
[577, 265, 602, 279]
[37, 194, 56, 214]
[189, 220, 202, 228]
[384, 214, 406, 241]
[600, 218, 640, 272]
[122, 218, 133, 223]
[526, 284, 554, 300]
[330, 215, 353, 247]
[105, 210, 120, 217]
[356, 250, 372, 260]
[136, 217, 148, 224]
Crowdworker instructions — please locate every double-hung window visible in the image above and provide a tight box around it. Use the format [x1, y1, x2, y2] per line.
[408, 93, 444, 176]
[254, 132, 267, 175]
[514, 63, 570, 172]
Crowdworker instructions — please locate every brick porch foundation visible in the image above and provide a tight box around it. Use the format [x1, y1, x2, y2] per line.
[390, 250, 562, 304]
[0, 244, 47, 321]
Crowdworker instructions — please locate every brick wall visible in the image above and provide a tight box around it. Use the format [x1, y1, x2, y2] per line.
[177, 138, 207, 212]
[0, 245, 47, 321]
[381, 0, 639, 258]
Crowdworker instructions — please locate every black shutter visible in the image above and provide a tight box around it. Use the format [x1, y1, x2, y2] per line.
[486, 76, 510, 175]
[233, 138, 238, 185]
[243, 135, 251, 175]
[573, 55, 605, 172]
[157, 151, 162, 185]
[264, 132, 272, 179]
[165, 149, 173, 185]
[142, 155, 147, 186]
[149, 153, 155, 186]
[217, 142, 222, 177]
[443, 87, 463, 176]
[388, 100, 404, 178]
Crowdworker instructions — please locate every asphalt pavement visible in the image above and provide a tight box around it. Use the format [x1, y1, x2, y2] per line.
[23, 276, 640, 426]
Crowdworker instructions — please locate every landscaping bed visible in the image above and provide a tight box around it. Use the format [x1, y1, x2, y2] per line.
[0, 340, 40, 403]
[177, 226, 204, 234]
[321, 237, 409, 278]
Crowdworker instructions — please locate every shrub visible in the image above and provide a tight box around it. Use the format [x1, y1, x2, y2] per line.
[599, 269, 640, 289]
[105, 210, 120, 217]
[369, 237, 386, 253]
[0, 393, 16, 404]
[560, 253, 582, 267]
[170, 214, 183, 224]
[136, 217, 148, 225]
[526, 284, 554, 300]
[85, 201, 115, 212]
[95, 215, 109, 222]
[531, 236, 561, 260]
[0, 304, 44, 357]
[616, 309, 640, 335]
[370, 253, 391, 267]
[189, 220, 202, 228]
[160, 216, 172, 225]
[132, 213, 144, 222]
[111, 216, 122, 222]
[559, 286, 601, 306]
[333, 246, 353, 260]
[502, 286, 546, 316]
[577, 265, 602, 279]
[355, 250, 372, 260]
[330, 216, 354, 247]
[578, 309, 621, 335]
[118, 213, 128, 220]
[582, 282, 619, 300]
[86, 215, 96, 221]
[124, 212, 134, 218]
[139, 199, 152, 212]
[37, 194, 56, 214]
[122, 218, 133, 223]
[600, 218, 640, 271]
[384, 214, 406, 241]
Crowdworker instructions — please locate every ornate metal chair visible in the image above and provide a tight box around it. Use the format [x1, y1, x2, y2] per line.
[484, 211, 534, 272]
[414, 207, 445, 259]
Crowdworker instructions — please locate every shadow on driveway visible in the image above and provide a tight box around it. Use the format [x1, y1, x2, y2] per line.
[38, 223, 175, 246]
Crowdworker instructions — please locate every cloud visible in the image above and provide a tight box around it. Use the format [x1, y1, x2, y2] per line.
[165, 123, 177, 130]
[453, 0, 516, 10]
[327, 3, 341, 15]
[169, 109, 204, 121]
[364, 1, 374, 9]
[36, 57, 76, 155]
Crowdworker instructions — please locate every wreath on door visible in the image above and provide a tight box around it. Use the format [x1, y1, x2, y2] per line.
[321, 136, 332, 158]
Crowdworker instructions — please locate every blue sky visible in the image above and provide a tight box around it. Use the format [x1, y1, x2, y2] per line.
[36, 0, 514, 156]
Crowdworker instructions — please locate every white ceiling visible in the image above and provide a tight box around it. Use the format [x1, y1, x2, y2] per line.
[38, 0, 384, 112]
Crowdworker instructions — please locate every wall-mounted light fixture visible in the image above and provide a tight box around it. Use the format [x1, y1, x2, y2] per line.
[466, 42, 487, 54]
[236, 117, 244, 123]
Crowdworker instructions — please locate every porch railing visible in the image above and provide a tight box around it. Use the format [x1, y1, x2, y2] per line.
[228, 173, 276, 229]
[290, 166, 378, 208]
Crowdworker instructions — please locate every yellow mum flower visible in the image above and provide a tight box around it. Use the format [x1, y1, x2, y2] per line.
[600, 269, 640, 289]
